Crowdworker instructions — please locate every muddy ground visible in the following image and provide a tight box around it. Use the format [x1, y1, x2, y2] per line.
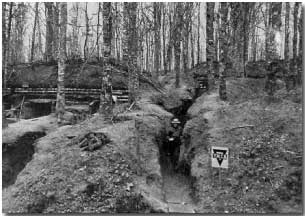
[2, 72, 302, 213]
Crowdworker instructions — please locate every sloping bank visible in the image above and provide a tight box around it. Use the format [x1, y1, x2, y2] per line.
[178, 78, 302, 213]
[2, 91, 174, 213]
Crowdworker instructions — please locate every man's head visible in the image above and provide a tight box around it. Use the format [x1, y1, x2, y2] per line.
[171, 118, 181, 128]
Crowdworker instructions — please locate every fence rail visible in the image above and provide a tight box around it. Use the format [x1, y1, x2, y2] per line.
[3, 88, 129, 102]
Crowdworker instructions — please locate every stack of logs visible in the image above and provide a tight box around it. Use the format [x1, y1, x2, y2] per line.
[78, 132, 111, 152]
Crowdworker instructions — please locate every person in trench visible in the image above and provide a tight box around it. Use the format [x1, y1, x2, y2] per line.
[165, 117, 183, 169]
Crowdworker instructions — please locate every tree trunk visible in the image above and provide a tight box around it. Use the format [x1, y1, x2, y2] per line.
[190, 28, 195, 68]
[293, 2, 300, 59]
[215, 3, 220, 62]
[123, 3, 139, 103]
[206, 2, 215, 72]
[183, 3, 192, 72]
[45, 3, 54, 62]
[266, 3, 282, 61]
[84, 3, 89, 60]
[37, 11, 43, 60]
[162, 4, 167, 74]
[99, 2, 113, 114]
[298, 6, 303, 58]
[219, 2, 228, 101]
[167, 9, 174, 74]
[250, 4, 257, 62]
[173, 3, 183, 88]
[153, 3, 161, 80]
[146, 33, 149, 71]
[53, 3, 59, 60]
[243, 3, 250, 77]
[2, 2, 7, 88]
[197, 4, 200, 64]
[3, 2, 13, 89]
[265, 3, 271, 61]
[56, 2, 67, 124]
[114, 3, 121, 61]
[96, 3, 101, 60]
[71, 3, 79, 59]
[284, 2, 290, 60]
[30, 3, 39, 62]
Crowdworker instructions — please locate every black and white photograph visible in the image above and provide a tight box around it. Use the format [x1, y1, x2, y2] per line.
[2, 2, 303, 214]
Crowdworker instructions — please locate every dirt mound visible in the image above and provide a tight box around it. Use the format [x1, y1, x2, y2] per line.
[2, 95, 174, 213]
[226, 78, 266, 103]
[181, 79, 302, 213]
[7, 63, 128, 89]
[2, 114, 57, 144]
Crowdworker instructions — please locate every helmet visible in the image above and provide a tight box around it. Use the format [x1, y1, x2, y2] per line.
[171, 118, 181, 124]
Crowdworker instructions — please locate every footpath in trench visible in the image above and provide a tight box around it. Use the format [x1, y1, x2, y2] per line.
[160, 153, 197, 213]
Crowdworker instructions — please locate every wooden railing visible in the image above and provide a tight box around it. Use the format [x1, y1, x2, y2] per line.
[3, 88, 129, 102]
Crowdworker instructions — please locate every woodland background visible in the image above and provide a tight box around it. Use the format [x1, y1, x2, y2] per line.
[2, 2, 303, 77]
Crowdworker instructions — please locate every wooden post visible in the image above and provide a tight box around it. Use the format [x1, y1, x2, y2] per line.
[219, 169, 222, 189]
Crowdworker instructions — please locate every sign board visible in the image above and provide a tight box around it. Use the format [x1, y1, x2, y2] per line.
[211, 146, 229, 169]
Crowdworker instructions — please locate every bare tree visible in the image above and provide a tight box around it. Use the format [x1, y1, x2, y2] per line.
[293, 2, 300, 59]
[56, 2, 67, 124]
[84, 2, 89, 60]
[3, 2, 13, 89]
[99, 2, 113, 114]
[153, 2, 161, 79]
[53, 3, 59, 60]
[96, 2, 102, 60]
[265, 3, 282, 61]
[242, 3, 250, 77]
[183, 3, 193, 72]
[45, 2, 53, 62]
[298, 6, 303, 58]
[167, 6, 173, 74]
[162, 3, 167, 74]
[70, 3, 79, 59]
[173, 3, 183, 88]
[219, 2, 229, 100]
[30, 2, 39, 62]
[284, 3, 290, 60]
[206, 3, 215, 67]
[123, 3, 139, 103]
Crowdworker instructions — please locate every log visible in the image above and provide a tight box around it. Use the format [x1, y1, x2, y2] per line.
[79, 138, 88, 148]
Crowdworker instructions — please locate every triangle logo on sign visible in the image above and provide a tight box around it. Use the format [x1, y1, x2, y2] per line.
[213, 149, 227, 166]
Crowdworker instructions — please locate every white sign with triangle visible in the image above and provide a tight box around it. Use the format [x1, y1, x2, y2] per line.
[211, 146, 229, 169]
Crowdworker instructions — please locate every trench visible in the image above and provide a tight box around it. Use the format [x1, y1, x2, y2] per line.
[2, 131, 46, 188]
[158, 98, 197, 213]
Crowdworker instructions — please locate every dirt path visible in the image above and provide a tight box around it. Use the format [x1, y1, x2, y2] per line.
[160, 155, 196, 213]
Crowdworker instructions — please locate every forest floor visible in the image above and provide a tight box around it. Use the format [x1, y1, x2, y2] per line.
[2, 66, 302, 213]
